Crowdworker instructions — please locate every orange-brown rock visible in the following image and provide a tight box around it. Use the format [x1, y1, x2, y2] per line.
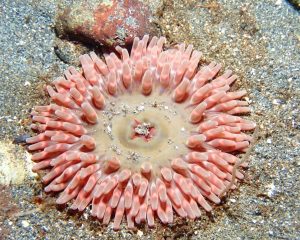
[55, 0, 159, 48]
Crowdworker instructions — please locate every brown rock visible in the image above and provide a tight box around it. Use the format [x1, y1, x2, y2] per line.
[55, 0, 160, 48]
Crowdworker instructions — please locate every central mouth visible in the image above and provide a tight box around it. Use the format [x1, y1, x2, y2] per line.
[131, 119, 155, 142]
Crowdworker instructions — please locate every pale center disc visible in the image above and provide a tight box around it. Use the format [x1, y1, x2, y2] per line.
[90, 89, 193, 174]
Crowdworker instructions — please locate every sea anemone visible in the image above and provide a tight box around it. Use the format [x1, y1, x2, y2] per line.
[27, 35, 256, 230]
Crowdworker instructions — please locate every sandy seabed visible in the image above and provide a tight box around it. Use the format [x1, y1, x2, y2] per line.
[0, 0, 299, 239]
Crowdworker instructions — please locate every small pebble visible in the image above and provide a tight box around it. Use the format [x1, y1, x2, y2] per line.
[21, 220, 30, 228]
[137, 230, 143, 237]
[266, 183, 276, 198]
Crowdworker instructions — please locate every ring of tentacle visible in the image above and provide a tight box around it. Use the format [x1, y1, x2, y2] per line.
[27, 35, 256, 230]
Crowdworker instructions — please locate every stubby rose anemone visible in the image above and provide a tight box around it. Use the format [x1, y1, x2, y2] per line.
[27, 36, 256, 230]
